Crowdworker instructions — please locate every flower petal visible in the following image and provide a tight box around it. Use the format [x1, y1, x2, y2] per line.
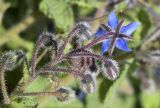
[120, 22, 140, 36]
[115, 38, 131, 52]
[100, 39, 111, 55]
[95, 27, 106, 37]
[108, 12, 118, 29]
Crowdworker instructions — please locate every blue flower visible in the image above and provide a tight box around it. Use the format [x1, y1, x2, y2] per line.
[95, 12, 140, 55]
[75, 89, 85, 101]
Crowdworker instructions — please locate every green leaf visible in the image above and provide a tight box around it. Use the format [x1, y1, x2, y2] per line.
[25, 76, 50, 92]
[99, 79, 113, 103]
[39, 0, 74, 31]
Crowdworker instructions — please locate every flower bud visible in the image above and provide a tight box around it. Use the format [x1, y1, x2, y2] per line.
[102, 59, 119, 80]
[56, 87, 75, 102]
[74, 22, 93, 42]
[80, 74, 96, 94]
[89, 58, 99, 76]
[1, 50, 25, 70]
[39, 32, 58, 49]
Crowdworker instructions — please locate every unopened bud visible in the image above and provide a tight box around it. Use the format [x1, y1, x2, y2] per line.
[39, 32, 58, 49]
[102, 59, 119, 80]
[1, 50, 25, 70]
[89, 58, 99, 76]
[80, 74, 96, 94]
[74, 22, 93, 42]
[56, 87, 75, 102]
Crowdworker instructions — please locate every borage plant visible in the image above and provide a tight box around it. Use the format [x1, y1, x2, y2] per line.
[0, 11, 140, 104]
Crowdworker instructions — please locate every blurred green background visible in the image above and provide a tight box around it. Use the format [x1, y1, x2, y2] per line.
[0, 0, 160, 108]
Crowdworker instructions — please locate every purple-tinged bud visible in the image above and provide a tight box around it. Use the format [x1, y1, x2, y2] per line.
[80, 74, 96, 94]
[56, 87, 75, 102]
[102, 59, 119, 80]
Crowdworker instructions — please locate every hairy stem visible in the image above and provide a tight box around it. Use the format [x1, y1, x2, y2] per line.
[29, 67, 86, 83]
[20, 91, 62, 97]
[24, 56, 30, 76]
[0, 64, 10, 104]
[37, 67, 85, 78]
[30, 44, 41, 78]
[66, 50, 109, 63]
[31, 34, 52, 78]
[82, 32, 114, 49]
[57, 24, 84, 60]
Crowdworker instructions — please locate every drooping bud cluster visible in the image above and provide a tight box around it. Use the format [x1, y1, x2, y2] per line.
[0, 12, 139, 104]
[0, 11, 139, 105]
[19, 21, 122, 103]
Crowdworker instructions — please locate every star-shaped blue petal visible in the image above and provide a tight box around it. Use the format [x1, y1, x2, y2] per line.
[95, 27, 106, 37]
[120, 22, 140, 36]
[108, 11, 118, 29]
[115, 38, 131, 51]
[101, 39, 111, 55]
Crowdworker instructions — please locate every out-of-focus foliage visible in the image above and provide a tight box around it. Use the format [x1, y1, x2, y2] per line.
[0, 0, 160, 108]
[40, 0, 74, 31]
